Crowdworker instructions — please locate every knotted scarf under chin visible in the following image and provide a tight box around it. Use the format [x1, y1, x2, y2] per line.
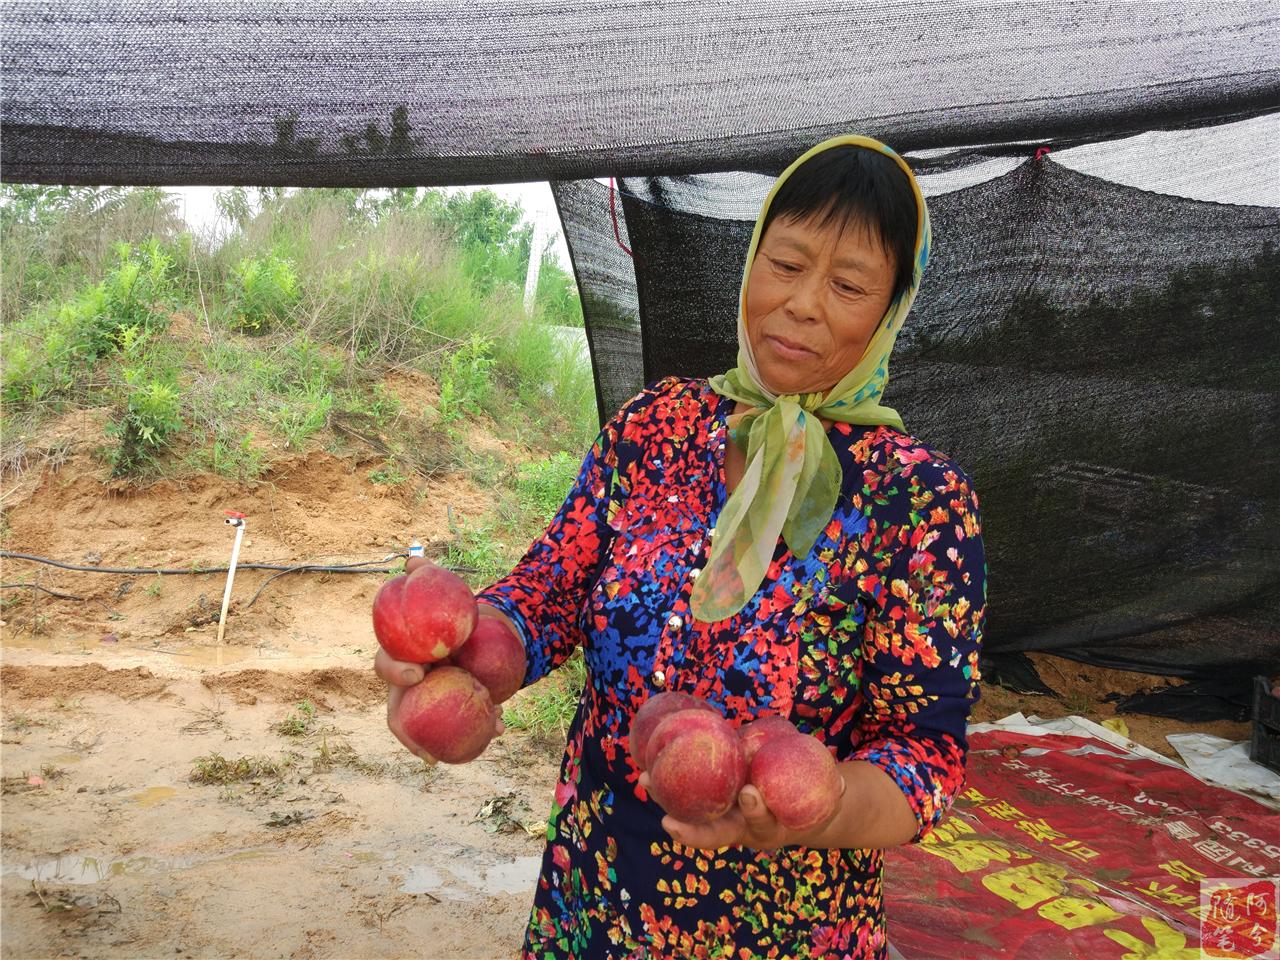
[688, 367, 904, 623]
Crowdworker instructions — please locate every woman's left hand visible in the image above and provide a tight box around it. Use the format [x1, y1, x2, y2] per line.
[638, 772, 844, 851]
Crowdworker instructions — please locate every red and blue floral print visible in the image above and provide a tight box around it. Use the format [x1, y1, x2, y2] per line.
[476, 375, 987, 959]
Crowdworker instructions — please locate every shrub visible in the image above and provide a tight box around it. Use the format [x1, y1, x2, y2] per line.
[105, 327, 184, 476]
[1, 240, 177, 411]
[438, 334, 495, 423]
[225, 253, 299, 333]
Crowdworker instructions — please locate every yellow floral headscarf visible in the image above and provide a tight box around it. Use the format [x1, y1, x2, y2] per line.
[689, 134, 932, 623]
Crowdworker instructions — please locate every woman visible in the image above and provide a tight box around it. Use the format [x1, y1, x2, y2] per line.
[378, 134, 987, 959]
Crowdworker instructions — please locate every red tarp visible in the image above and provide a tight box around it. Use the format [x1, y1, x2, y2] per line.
[886, 727, 1280, 959]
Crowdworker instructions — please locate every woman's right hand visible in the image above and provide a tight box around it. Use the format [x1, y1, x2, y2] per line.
[374, 647, 439, 762]
[374, 647, 506, 762]
[377, 557, 509, 761]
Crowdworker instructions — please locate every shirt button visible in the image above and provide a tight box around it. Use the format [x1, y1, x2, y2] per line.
[650, 670, 667, 688]
[667, 614, 683, 629]
[688, 568, 701, 580]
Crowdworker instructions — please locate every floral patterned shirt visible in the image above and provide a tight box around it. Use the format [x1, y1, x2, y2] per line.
[476, 375, 987, 959]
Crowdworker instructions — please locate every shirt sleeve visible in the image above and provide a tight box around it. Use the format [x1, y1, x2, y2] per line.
[474, 376, 680, 688]
[848, 463, 987, 845]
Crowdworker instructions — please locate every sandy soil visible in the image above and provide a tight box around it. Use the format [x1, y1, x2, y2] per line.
[0, 657, 559, 960]
[2, 401, 561, 959]
[0, 402, 1256, 959]
[0, 397, 511, 666]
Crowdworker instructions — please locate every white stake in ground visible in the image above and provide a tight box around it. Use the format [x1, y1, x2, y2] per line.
[217, 510, 247, 644]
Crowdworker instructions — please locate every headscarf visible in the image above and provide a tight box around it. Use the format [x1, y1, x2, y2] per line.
[688, 134, 932, 623]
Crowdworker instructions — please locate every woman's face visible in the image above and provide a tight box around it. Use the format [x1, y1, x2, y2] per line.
[744, 210, 897, 396]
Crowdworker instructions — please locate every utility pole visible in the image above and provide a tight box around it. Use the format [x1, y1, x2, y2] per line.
[523, 218, 545, 316]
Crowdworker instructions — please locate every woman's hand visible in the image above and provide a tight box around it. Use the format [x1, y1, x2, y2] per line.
[373, 647, 505, 763]
[639, 771, 846, 851]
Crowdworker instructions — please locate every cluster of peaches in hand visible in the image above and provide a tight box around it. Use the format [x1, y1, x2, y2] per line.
[632, 692, 843, 830]
[372, 558, 525, 763]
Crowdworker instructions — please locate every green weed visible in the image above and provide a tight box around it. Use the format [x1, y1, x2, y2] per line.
[368, 461, 407, 486]
[190, 752, 293, 784]
[515, 452, 581, 524]
[107, 375, 185, 472]
[441, 516, 508, 587]
[274, 700, 318, 737]
[201, 430, 267, 481]
[438, 334, 495, 423]
[503, 650, 586, 742]
[274, 383, 333, 449]
[225, 253, 300, 333]
[312, 736, 392, 777]
[1, 239, 177, 411]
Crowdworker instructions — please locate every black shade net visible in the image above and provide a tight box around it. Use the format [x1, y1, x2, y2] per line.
[564, 131, 1280, 680]
[4, 1, 1278, 186]
[3, 1, 1278, 679]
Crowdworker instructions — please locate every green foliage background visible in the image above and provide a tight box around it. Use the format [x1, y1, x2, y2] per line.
[1, 184, 595, 478]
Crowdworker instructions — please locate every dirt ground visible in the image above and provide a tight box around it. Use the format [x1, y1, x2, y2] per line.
[0, 407, 1256, 960]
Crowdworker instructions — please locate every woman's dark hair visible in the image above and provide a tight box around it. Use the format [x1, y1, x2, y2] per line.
[760, 145, 918, 305]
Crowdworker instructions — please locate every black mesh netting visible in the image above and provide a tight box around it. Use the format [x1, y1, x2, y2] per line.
[3, 2, 1278, 679]
[4, 2, 1278, 186]
[570, 153, 1279, 679]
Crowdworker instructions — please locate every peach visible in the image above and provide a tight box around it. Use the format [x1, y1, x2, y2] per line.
[629, 691, 717, 771]
[644, 709, 731, 771]
[737, 715, 800, 764]
[646, 712, 746, 823]
[750, 734, 842, 832]
[372, 561, 477, 664]
[398, 666, 497, 764]
[449, 615, 526, 704]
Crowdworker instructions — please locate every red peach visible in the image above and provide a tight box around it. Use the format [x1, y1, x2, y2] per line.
[643, 706, 727, 771]
[737, 715, 801, 765]
[629, 692, 717, 771]
[449, 616, 526, 704]
[647, 713, 746, 823]
[398, 666, 496, 764]
[372, 561, 477, 664]
[750, 734, 842, 832]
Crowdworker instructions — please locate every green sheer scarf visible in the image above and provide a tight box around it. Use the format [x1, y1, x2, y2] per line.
[689, 134, 932, 623]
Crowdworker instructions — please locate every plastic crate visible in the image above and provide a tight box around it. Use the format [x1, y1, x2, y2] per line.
[1249, 675, 1280, 776]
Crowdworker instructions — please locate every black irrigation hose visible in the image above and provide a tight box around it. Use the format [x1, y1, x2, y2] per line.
[240, 560, 396, 609]
[0, 581, 122, 618]
[0, 550, 402, 577]
[0, 550, 479, 610]
[0, 582, 87, 601]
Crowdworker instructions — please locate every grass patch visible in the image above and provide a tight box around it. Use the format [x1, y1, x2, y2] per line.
[6, 714, 40, 733]
[1060, 692, 1094, 715]
[190, 752, 294, 784]
[273, 699, 318, 738]
[367, 461, 407, 486]
[441, 516, 510, 588]
[515, 451, 581, 525]
[502, 649, 586, 742]
[311, 736, 396, 777]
